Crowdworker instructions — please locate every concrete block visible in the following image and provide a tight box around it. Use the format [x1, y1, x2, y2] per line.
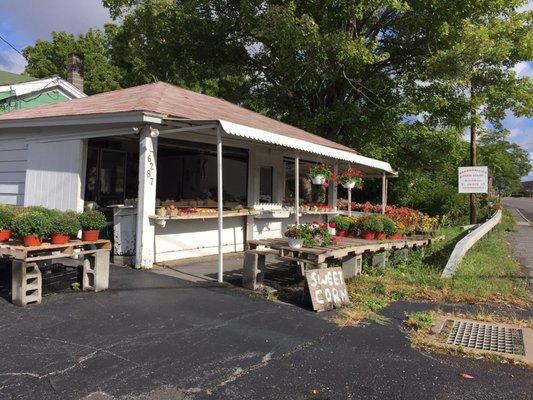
[83, 251, 110, 292]
[242, 251, 266, 290]
[342, 254, 362, 279]
[395, 248, 409, 261]
[12, 261, 42, 307]
[371, 251, 388, 269]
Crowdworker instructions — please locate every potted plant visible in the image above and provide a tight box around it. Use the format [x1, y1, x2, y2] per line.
[78, 210, 107, 241]
[285, 224, 307, 248]
[49, 210, 81, 244]
[308, 164, 332, 185]
[357, 214, 383, 240]
[337, 167, 364, 189]
[388, 221, 405, 240]
[347, 216, 359, 238]
[0, 205, 15, 242]
[380, 215, 396, 240]
[330, 216, 350, 237]
[12, 211, 52, 247]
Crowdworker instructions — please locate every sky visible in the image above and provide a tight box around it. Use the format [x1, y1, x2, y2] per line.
[0, 0, 532, 180]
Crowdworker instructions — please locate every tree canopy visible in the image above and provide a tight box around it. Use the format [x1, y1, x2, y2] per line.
[21, 0, 533, 220]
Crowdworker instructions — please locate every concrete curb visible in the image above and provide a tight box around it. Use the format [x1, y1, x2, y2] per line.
[441, 210, 502, 278]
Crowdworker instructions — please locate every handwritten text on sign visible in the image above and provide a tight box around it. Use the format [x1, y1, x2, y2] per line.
[458, 166, 488, 194]
[305, 267, 350, 312]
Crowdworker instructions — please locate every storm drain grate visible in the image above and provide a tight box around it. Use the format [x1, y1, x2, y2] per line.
[445, 320, 525, 355]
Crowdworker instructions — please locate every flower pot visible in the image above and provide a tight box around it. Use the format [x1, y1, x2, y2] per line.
[0, 229, 11, 242]
[348, 232, 357, 238]
[288, 237, 304, 249]
[360, 231, 375, 240]
[336, 230, 347, 237]
[23, 235, 42, 247]
[311, 175, 326, 185]
[375, 232, 386, 240]
[342, 181, 356, 189]
[388, 233, 403, 240]
[51, 233, 70, 245]
[82, 230, 100, 241]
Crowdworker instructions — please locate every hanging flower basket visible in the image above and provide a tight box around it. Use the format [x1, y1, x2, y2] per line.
[287, 237, 304, 249]
[337, 167, 364, 189]
[308, 164, 332, 186]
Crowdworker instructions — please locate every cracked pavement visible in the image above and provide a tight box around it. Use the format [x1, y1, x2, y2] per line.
[0, 266, 532, 399]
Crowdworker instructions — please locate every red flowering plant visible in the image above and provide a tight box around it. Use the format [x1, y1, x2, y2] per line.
[284, 222, 334, 247]
[337, 167, 364, 189]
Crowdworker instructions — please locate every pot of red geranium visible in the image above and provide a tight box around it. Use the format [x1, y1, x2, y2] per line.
[308, 164, 332, 185]
[49, 210, 81, 244]
[357, 214, 383, 240]
[0, 205, 15, 242]
[337, 167, 364, 190]
[12, 211, 52, 247]
[78, 210, 107, 241]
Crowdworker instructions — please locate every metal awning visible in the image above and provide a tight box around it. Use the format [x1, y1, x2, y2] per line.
[162, 118, 397, 177]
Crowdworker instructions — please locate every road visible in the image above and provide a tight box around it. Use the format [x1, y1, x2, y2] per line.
[0, 266, 532, 400]
[502, 197, 533, 288]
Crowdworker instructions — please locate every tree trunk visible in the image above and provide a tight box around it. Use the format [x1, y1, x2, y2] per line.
[469, 83, 477, 225]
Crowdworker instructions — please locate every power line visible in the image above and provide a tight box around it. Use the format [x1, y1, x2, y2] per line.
[0, 34, 26, 59]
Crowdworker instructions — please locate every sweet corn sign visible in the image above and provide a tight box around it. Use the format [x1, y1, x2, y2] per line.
[305, 267, 350, 312]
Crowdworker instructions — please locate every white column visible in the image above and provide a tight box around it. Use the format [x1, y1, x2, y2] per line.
[135, 126, 158, 269]
[217, 125, 224, 283]
[381, 173, 387, 214]
[348, 188, 352, 217]
[294, 154, 300, 225]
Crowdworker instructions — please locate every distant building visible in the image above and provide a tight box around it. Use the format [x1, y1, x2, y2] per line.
[521, 180, 533, 196]
[0, 54, 86, 113]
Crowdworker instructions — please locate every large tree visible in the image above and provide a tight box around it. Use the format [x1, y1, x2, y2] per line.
[23, 29, 122, 94]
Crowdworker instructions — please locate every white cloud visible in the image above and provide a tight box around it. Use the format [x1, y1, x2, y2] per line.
[514, 62, 533, 78]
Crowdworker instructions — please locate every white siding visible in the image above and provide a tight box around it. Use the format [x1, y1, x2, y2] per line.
[0, 139, 28, 205]
[24, 140, 84, 211]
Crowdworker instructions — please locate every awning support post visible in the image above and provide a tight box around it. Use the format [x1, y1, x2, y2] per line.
[294, 154, 300, 224]
[381, 173, 387, 215]
[135, 125, 158, 269]
[348, 188, 352, 217]
[217, 124, 224, 283]
[328, 163, 338, 210]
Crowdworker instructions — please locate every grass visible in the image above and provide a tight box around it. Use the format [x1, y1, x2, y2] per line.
[340, 210, 530, 325]
[404, 311, 436, 332]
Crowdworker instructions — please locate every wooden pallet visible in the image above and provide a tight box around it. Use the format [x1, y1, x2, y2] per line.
[0, 239, 112, 262]
[247, 236, 443, 265]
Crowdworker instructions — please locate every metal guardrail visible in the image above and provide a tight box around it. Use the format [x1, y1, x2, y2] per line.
[441, 210, 502, 278]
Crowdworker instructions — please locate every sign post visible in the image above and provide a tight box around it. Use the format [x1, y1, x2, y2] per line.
[458, 166, 488, 224]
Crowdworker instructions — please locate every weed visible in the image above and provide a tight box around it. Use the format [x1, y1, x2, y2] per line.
[404, 311, 436, 332]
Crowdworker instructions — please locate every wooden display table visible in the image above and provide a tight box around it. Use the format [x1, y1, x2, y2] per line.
[0, 240, 112, 306]
[243, 235, 443, 290]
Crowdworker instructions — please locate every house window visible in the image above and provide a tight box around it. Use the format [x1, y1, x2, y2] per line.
[259, 166, 274, 203]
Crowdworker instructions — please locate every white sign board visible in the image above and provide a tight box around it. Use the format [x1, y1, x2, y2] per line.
[305, 267, 350, 312]
[458, 166, 488, 194]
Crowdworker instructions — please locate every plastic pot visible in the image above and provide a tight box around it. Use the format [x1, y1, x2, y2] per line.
[288, 237, 304, 249]
[375, 232, 386, 240]
[336, 230, 347, 237]
[0, 229, 11, 242]
[23, 235, 42, 247]
[342, 181, 356, 189]
[311, 175, 326, 185]
[51, 233, 70, 245]
[388, 233, 403, 240]
[360, 231, 375, 240]
[82, 230, 100, 241]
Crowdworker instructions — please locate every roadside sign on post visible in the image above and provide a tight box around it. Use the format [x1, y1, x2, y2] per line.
[458, 166, 488, 194]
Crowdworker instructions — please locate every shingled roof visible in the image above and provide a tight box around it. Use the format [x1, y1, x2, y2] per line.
[0, 81, 355, 153]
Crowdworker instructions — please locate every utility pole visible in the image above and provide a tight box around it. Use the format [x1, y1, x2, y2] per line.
[469, 80, 477, 225]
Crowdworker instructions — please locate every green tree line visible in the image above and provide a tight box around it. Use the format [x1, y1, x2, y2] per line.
[22, 0, 532, 221]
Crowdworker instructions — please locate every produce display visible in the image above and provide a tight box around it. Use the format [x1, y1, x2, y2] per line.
[154, 202, 251, 218]
[298, 202, 335, 213]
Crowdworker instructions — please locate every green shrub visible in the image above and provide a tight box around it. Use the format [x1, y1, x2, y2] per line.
[50, 210, 81, 237]
[0, 204, 15, 230]
[25, 206, 57, 218]
[78, 210, 107, 231]
[357, 213, 383, 232]
[330, 215, 350, 230]
[12, 211, 52, 239]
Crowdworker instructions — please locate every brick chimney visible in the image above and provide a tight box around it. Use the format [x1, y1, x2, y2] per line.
[66, 53, 84, 93]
